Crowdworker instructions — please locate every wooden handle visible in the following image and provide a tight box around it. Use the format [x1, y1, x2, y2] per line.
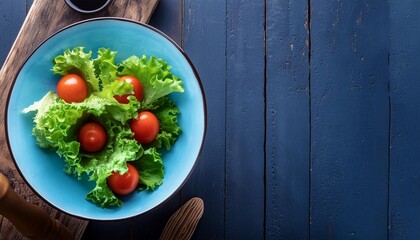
[0, 173, 73, 240]
[160, 197, 204, 240]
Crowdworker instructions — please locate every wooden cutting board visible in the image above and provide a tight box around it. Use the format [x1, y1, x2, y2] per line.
[0, 0, 158, 239]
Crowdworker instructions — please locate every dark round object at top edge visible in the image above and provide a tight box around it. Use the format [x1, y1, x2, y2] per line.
[64, 0, 113, 14]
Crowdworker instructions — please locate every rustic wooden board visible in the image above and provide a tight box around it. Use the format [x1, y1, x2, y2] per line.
[310, 0, 389, 238]
[0, 0, 158, 239]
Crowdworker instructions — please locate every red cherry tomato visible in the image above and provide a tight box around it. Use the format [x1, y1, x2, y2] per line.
[114, 76, 144, 103]
[108, 163, 140, 195]
[78, 122, 108, 153]
[56, 74, 88, 103]
[130, 111, 159, 144]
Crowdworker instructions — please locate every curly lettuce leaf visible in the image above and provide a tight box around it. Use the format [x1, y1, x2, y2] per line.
[52, 47, 99, 92]
[23, 91, 84, 150]
[86, 180, 122, 208]
[118, 55, 184, 105]
[92, 48, 119, 86]
[132, 148, 163, 191]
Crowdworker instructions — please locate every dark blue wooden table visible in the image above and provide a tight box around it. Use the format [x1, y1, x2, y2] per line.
[2, 0, 420, 239]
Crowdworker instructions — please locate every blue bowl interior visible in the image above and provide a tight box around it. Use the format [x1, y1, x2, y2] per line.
[7, 18, 205, 220]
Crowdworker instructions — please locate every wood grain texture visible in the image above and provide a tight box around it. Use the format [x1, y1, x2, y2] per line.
[225, 0, 265, 239]
[265, 0, 310, 239]
[180, 0, 227, 238]
[0, 173, 73, 240]
[310, 0, 389, 239]
[0, 0, 158, 239]
[389, 1, 420, 239]
[159, 197, 204, 240]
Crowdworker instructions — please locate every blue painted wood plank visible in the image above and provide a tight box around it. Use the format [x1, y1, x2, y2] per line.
[131, 197, 182, 239]
[265, 0, 310, 239]
[26, 0, 34, 12]
[224, 0, 265, 239]
[389, 2, 420, 239]
[179, 0, 227, 238]
[149, 0, 182, 45]
[0, 0, 26, 67]
[81, 219, 132, 240]
[310, 1, 389, 239]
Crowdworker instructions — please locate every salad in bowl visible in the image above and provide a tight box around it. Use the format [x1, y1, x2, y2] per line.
[6, 18, 206, 220]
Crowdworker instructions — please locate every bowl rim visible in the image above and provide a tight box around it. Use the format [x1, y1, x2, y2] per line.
[64, 0, 113, 14]
[5, 17, 207, 221]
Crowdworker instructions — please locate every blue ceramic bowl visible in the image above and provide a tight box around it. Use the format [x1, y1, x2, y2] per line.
[6, 18, 206, 220]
